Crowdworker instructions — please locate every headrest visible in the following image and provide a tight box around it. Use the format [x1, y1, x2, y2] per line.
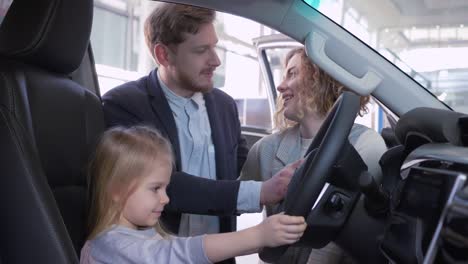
[0, 0, 93, 74]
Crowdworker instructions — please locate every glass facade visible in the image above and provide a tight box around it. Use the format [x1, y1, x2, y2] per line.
[316, 0, 468, 114]
[91, 7, 128, 69]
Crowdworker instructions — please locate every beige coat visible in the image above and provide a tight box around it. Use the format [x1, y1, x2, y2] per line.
[239, 124, 387, 264]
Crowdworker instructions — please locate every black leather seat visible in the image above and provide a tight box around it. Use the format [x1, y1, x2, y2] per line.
[0, 0, 103, 263]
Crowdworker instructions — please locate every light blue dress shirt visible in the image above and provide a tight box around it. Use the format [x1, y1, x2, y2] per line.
[157, 72, 261, 236]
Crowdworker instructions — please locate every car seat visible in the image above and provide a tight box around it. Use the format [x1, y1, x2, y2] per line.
[0, 0, 103, 262]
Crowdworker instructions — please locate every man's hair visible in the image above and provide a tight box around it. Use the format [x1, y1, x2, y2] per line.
[274, 47, 370, 130]
[144, 3, 215, 55]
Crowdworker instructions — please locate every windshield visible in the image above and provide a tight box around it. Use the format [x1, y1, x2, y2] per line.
[309, 0, 468, 114]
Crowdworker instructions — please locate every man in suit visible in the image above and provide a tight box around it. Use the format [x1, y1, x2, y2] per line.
[102, 4, 299, 263]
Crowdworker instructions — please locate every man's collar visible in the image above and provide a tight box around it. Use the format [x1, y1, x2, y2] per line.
[157, 70, 195, 108]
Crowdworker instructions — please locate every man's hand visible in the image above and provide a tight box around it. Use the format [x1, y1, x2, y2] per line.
[260, 159, 303, 206]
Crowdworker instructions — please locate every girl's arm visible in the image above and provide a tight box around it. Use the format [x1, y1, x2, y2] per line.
[203, 214, 306, 263]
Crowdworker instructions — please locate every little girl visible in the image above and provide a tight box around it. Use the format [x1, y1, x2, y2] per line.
[81, 126, 307, 263]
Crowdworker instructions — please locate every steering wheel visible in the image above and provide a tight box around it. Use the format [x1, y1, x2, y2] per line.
[259, 91, 361, 262]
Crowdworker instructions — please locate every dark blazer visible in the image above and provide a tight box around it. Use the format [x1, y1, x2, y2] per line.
[102, 69, 249, 235]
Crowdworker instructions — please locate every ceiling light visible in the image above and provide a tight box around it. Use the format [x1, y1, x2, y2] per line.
[437, 92, 447, 101]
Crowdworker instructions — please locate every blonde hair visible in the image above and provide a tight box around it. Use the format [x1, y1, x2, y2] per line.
[274, 47, 369, 130]
[86, 126, 174, 240]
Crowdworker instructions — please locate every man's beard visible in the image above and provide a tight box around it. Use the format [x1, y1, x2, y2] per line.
[177, 70, 213, 94]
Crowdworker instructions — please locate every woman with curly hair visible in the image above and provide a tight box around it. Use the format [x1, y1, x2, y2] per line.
[239, 47, 387, 264]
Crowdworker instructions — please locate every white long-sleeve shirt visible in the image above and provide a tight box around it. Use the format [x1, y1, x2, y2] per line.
[80, 225, 212, 264]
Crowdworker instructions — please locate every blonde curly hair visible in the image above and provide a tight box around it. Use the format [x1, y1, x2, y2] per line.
[274, 47, 369, 130]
